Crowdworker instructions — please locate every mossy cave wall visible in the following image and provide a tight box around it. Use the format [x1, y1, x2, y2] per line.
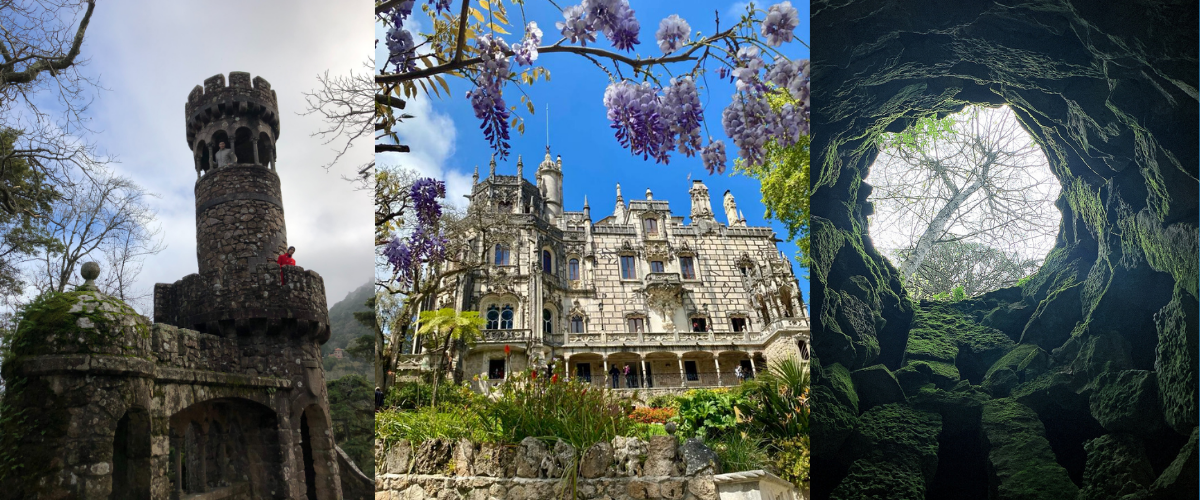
[810, 1, 1197, 499]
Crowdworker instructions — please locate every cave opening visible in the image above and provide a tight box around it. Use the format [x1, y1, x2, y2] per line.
[811, 2, 1197, 499]
[865, 104, 1061, 302]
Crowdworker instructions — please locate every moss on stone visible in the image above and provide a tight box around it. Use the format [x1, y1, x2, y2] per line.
[825, 362, 859, 414]
[983, 344, 1048, 384]
[1088, 371, 1165, 436]
[7, 290, 150, 359]
[838, 403, 942, 497]
[1154, 286, 1199, 435]
[829, 450, 927, 500]
[980, 398, 1078, 500]
[810, 384, 860, 458]
[1077, 433, 1155, 500]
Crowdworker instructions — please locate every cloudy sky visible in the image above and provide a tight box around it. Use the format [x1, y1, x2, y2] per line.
[377, 1, 813, 304]
[79, 1, 374, 311]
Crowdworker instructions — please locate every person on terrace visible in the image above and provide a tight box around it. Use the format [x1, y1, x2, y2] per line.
[277, 246, 296, 283]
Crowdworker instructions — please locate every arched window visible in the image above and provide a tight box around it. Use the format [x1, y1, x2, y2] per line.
[542, 250, 553, 273]
[494, 244, 510, 266]
[569, 259, 580, 280]
[500, 305, 514, 329]
[234, 127, 254, 163]
[543, 309, 553, 334]
[196, 140, 210, 172]
[643, 217, 658, 236]
[257, 132, 273, 166]
[570, 315, 584, 333]
[486, 305, 500, 329]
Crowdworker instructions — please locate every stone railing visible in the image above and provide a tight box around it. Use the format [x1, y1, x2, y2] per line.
[480, 328, 532, 343]
[564, 330, 763, 347]
[377, 436, 802, 500]
[762, 317, 809, 340]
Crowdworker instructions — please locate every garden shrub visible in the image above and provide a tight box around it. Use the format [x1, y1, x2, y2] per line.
[375, 405, 492, 446]
[628, 406, 676, 424]
[647, 394, 680, 409]
[673, 389, 743, 439]
[485, 369, 634, 453]
[712, 431, 769, 473]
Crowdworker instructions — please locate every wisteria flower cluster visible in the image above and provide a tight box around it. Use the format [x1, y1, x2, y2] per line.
[466, 34, 513, 159]
[386, 178, 449, 286]
[603, 76, 704, 165]
[761, 1, 801, 47]
[655, 14, 690, 54]
[556, 0, 641, 51]
[513, 22, 543, 66]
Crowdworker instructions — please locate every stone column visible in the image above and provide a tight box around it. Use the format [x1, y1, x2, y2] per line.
[603, 358, 610, 388]
[564, 354, 571, 382]
[715, 357, 723, 387]
[252, 138, 260, 164]
[678, 358, 686, 387]
[749, 356, 758, 378]
[640, 358, 649, 388]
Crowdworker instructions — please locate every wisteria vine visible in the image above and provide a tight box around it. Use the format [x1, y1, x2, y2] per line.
[378, 0, 809, 174]
[385, 177, 449, 286]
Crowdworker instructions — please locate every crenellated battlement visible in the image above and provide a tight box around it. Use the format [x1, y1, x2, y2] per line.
[185, 72, 281, 175]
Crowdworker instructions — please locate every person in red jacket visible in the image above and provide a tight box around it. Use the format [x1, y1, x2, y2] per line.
[277, 246, 296, 283]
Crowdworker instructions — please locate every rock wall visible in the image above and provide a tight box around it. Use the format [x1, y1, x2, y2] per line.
[194, 164, 288, 274]
[376, 436, 723, 500]
[810, 1, 1197, 498]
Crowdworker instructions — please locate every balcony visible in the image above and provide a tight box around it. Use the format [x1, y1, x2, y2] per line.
[479, 329, 533, 343]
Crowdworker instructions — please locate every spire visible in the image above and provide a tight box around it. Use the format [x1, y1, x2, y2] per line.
[646, 188, 653, 200]
[583, 195, 591, 219]
[489, 154, 496, 178]
[517, 154, 524, 179]
[472, 165, 479, 185]
[614, 183, 626, 221]
[690, 180, 716, 222]
[723, 190, 742, 226]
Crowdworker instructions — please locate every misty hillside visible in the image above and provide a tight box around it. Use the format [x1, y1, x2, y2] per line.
[323, 280, 373, 379]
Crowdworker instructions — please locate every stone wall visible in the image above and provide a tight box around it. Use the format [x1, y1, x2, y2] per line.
[377, 435, 723, 500]
[185, 71, 279, 148]
[154, 264, 329, 343]
[194, 164, 287, 273]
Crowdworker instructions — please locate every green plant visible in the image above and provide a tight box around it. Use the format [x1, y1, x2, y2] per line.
[375, 405, 492, 446]
[712, 431, 769, 473]
[646, 394, 679, 409]
[624, 422, 669, 441]
[484, 368, 633, 456]
[672, 389, 742, 439]
[417, 308, 486, 407]
[773, 437, 809, 488]
[387, 380, 478, 410]
[736, 356, 808, 440]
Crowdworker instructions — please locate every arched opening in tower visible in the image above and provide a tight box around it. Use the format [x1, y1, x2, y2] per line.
[234, 127, 254, 164]
[210, 130, 230, 155]
[110, 407, 151, 500]
[810, 3, 1196, 499]
[299, 404, 337, 499]
[864, 105, 1061, 301]
[257, 131, 273, 167]
[196, 139, 210, 172]
[169, 398, 282, 497]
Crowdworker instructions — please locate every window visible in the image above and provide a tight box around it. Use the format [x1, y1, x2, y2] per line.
[643, 217, 658, 235]
[650, 261, 664, 273]
[680, 256, 695, 279]
[495, 244, 510, 266]
[486, 305, 500, 329]
[569, 259, 580, 280]
[731, 317, 748, 332]
[691, 318, 707, 333]
[570, 316, 584, 333]
[542, 250, 553, 273]
[684, 360, 699, 381]
[627, 317, 645, 333]
[576, 363, 592, 382]
[543, 309, 553, 334]
[489, 359, 506, 379]
[739, 265, 752, 277]
[500, 305, 514, 329]
[620, 255, 637, 279]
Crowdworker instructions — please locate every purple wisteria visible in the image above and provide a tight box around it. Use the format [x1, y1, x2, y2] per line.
[662, 77, 703, 156]
[761, 1, 801, 47]
[513, 22, 543, 66]
[701, 140, 727, 174]
[386, 1, 419, 72]
[466, 35, 513, 159]
[556, 0, 640, 51]
[387, 178, 449, 286]
[604, 80, 670, 163]
[655, 14, 690, 54]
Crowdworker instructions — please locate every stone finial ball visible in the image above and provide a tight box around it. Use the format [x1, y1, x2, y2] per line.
[81, 262, 101, 280]
[664, 422, 677, 435]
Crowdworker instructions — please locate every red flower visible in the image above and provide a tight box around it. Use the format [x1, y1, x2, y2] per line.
[551, 374, 559, 384]
[531, 370, 538, 380]
[504, 344, 511, 355]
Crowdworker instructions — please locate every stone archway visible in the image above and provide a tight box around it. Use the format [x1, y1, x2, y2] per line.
[168, 398, 283, 498]
[298, 404, 338, 500]
[811, 2, 1197, 499]
[111, 407, 152, 500]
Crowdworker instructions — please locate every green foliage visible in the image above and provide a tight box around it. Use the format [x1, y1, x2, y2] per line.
[736, 356, 809, 441]
[375, 405, 492, 447]
[773, 437, 809, 486]
[485, 369, 634, 453]
[324, 281, 374, 355]
[877, 113, 957, 151]
[326, 374, 375, 475]
[735, 89, 811, 269]
[623, 422, 669, 441]
[386, 380, 478, 410]
[7, 290, 149, 357]
[673, 388, 744, 440]
[711, 431, 769, 473]
[647, 394, 680, 409]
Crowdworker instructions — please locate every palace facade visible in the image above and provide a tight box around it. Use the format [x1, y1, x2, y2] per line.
[420, 150, 808, 392]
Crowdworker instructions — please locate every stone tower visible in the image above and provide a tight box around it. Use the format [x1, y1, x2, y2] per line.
[537, 148, 563, 224]
[0, 72, 364, 499]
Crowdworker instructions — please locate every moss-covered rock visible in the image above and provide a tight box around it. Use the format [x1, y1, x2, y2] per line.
[1068, 333, 1134, 383]
[981, 398, 1078, 500]
[833, 404, 943, 499]
[1150, 427, 1197, 498]
[825, 362, 859, 414]
[810, 384, 859, 458]
[6, 290, 151, 359]
[1154, 286, 1198, 435]
[850, 364, 906, 411]
[1077, 433, 1155, 500]
[829, 450, 926, 500]
[983, 344, 1050, 387]
[1088, 371, 1166, 436]
[910, 386, 988, 436]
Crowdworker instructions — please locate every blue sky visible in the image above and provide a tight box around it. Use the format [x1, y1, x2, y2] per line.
[379, 0, 811, 305]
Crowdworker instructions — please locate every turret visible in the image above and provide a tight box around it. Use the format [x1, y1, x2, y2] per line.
[538, 148, 563, 223]
[614, 183, 627, 222]
[690, 180, 716, 221]
[723, 190, 745, 226]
